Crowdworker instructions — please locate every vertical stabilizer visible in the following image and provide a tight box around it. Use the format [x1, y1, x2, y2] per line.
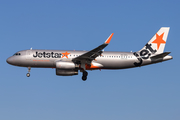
[139, 27, 170, 54]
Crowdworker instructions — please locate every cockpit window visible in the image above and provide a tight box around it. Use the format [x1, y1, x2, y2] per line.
[13, 53, 21, 56]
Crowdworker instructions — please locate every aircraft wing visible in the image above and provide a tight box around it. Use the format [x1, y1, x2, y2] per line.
[72, 33, 114, 65]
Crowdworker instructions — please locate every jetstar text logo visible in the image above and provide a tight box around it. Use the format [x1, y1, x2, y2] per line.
[33, 52, 62, 58]
[133, 43, 157, 66]
[133, 32, 165, 67]
[33, 51, 71, 58]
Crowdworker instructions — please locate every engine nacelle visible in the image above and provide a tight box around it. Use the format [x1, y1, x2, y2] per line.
[56, 61, 76, 69]
[56, 69, 78, 76]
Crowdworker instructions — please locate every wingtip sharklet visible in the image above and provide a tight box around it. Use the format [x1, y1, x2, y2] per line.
[105, 33, 114, 44]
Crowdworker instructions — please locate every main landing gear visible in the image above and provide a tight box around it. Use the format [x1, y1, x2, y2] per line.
[26, 67, 31, 77]
[82, 71, 88, 81]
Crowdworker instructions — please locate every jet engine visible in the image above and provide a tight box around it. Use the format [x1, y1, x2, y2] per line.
[56, 69, 78, 76]
[56, 61, 78, 76]
[56, 61, 76, 69]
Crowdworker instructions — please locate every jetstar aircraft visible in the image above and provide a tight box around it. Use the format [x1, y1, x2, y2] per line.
[7, 27, 172, 81]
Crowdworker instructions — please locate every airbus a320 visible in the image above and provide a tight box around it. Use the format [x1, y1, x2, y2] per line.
[7, 27, 172, 81]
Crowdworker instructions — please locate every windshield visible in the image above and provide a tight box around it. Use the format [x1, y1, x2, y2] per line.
[13, 53, 21, 56]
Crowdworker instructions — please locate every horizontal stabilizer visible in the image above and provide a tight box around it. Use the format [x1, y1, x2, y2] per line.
[150, 52, 171, 59]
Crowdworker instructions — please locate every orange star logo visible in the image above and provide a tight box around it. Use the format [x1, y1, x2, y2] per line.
[152, 32, 166, 50]
[62, 51, 70, 58]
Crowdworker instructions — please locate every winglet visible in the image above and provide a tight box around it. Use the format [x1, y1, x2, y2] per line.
[105, 33, 114, 44]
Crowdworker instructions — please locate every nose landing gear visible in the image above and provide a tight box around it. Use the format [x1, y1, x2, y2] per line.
[82, 71, 88, 81]
[26, 67, 31, 77]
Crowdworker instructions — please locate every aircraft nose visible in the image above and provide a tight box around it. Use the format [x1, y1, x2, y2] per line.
[6, 57, 14, 65]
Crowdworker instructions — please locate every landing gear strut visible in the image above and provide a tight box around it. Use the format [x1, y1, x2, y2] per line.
[82, 71, 88, 81]
[26, 67, 31, 77]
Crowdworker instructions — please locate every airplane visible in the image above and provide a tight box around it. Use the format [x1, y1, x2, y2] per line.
[6, 27, 172, 81]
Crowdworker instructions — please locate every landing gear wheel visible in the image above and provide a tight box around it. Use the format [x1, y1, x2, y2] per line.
[82, 71, 88, 81]
[26, 73, 30, 77]
[26, 67, 31, 77]
[83, 71, 88, 76]
[82, 76, 87, 81]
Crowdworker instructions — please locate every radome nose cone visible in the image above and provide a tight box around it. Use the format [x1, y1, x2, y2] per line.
[6, 57, 13, 64]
